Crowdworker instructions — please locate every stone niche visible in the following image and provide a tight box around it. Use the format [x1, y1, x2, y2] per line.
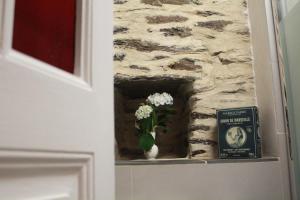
[114, 76, 193, 160]
[114, 0, 256, 160]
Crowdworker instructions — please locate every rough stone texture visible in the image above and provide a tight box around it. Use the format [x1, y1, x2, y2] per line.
[114, 0, 128, 4]
[114, 26, 129, 34]
[114, 52, 126, 61]
[168, 58, 202, 71]
[196, 20, 233, 32]
[114, 0, 256, 160]
[160, 27, 192, 38]
[146, 15, 188, 24]
[142, 0, 191, 6]
[196, 10, 225, 17]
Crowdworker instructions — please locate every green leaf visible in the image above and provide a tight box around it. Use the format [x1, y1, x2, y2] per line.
[139, 117, 152, 134]
[139, 133, 155, 151]
[152, 110, 158, 128]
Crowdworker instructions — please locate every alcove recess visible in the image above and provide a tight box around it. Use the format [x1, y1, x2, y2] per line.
[114, 76, 194, 160]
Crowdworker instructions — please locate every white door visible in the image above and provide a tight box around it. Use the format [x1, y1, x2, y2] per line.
[0, 1, 114, 200]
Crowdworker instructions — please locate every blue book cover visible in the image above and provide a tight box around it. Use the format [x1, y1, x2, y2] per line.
[217, 106, 262, 159]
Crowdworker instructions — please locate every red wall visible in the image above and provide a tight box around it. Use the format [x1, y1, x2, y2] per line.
[13, 0, 76, 74]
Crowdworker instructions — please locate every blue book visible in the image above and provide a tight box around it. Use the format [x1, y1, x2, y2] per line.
[217, 106, 262, 159]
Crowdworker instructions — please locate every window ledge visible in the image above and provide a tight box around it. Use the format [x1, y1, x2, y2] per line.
[115, 157, 279, 166]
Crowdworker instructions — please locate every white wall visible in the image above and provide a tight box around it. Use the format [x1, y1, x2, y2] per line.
[116, 160, 284, 200]
[286, 0, 300, 11]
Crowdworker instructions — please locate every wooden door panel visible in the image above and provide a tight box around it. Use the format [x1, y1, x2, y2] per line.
[0, 151, 93, 200]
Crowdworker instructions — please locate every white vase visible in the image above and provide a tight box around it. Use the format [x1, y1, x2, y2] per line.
[145, 144, 159, 160]
[150, 131, 156, 139]
[144, 131, 159, 159]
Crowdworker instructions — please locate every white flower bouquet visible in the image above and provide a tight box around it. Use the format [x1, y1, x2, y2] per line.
[135, 92, 175, 152]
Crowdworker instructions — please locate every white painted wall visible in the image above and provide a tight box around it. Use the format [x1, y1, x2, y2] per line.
[286, 0, 300, 11]
[116, 161, 284, 200]
[248, 0, 292, 199]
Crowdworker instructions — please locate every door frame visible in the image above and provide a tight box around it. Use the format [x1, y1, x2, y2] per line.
[248, 0, 293, 199]
[270, 0, 300, 199]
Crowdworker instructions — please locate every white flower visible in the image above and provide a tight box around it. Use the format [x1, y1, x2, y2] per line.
[147, 92, 173, 107]
[135, 105, 153, 120]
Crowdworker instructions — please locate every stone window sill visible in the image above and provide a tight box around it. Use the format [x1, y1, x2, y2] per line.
[115, 157, 279, 166]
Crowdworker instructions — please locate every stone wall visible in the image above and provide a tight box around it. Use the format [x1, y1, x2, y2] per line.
[114, 0, 256, 159]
